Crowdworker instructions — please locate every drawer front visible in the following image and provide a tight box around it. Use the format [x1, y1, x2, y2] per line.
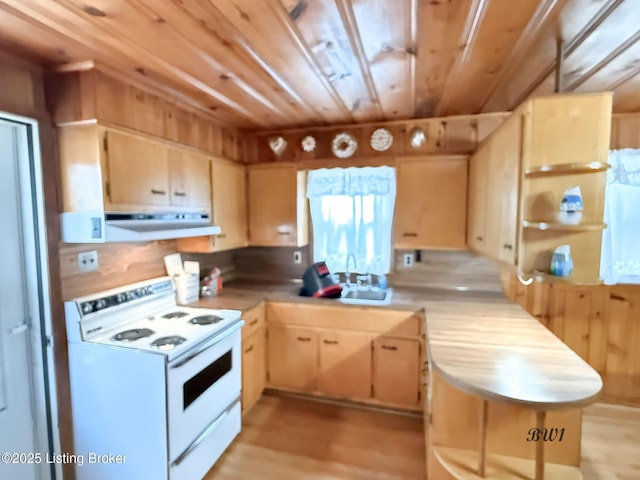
[242, 302, 265, 340]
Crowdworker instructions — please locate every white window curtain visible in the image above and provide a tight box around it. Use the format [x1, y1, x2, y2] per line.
[307, 166, 396, 275]
[600, 148, 640, 285]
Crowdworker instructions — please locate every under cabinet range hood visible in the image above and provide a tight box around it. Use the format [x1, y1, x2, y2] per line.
[60, 211, 221, 243]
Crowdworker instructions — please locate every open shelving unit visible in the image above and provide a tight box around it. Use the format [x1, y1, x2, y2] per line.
[432, 446, 582, 480]
[524, 161, 609, 178]
[521, 221, 606, 231]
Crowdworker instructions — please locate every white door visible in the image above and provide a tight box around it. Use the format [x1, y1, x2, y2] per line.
[0, 120, 40, 480]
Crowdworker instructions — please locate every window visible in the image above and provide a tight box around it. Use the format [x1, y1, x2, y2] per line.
[307, 166, 396, 275]
[600, 149, 640, 284]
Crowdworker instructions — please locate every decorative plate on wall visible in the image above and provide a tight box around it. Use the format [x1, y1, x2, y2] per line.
[301, 135, 316, 152]
[331, 132, 358, 158]
[409, 126, 426, 148]
[370, 128, 393, 151]
[268, 136, 287, 156]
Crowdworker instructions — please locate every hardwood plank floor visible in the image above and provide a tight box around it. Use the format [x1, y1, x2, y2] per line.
[205, 393, 426, 479]
[206, 394, 640, 479]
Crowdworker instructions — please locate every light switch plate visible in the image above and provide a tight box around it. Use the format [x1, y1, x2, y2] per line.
[293, 251, 302, 264]
[78, 250, 99, 272]
[403, 253, 414, 267]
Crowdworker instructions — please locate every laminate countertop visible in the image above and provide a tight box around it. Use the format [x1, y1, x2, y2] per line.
[194, 281, 603, 409]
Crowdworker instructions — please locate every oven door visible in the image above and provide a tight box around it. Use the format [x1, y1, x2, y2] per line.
[167, 320, 243, 462]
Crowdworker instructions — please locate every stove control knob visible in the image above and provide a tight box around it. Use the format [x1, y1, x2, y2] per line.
[116, 293, 126, 304]
[95, 299, 107, 310]
[125, 291, 133, 300]
[137, 288, 146, 297]
[81, 302, 94, 314]
[145, 286, 154, 295]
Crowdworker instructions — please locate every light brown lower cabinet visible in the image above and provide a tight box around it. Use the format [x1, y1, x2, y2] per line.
[267, 325, 319, 392]
[265, 302, 423, 411]
[241, 326, 266, 414]
[373, 337, 421, 408]
[318, 331, 372, 400]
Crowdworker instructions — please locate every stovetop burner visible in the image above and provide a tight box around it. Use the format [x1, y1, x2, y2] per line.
[112, 328, 155, 342]
[161, 311, 189, 319]
[189, 314, 223, 326]
[150, 336, 186, 350]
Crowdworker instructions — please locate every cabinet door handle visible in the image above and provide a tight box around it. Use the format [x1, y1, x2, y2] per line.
[323, 339, 339, 345]
[503, 243, 513, 250]
[476, 236, 483, 241]
[244, 345, 254, 353]
[173, 191, 187, 197]
[402, 232, 418, 237]
[151, 189, 166, 195]
[278, 231, 291, 236]
[249, 318, 258, 326]
[217, 234, 227, 239]
[296, 336, 312, 342]
[381, 345, 398, 351]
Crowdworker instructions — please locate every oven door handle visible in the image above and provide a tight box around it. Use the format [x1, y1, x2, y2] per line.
[170, 319, 244, 369]
[171, 395, 241, 467]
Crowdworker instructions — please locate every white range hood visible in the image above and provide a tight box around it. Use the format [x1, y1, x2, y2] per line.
[60, 211, 221, 243]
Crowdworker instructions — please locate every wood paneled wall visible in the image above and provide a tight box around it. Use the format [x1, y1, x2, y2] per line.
[46, 67, 243, 161]
[502, 271, 640, 406]
[59, 241, 179, 300]
[610, 113, 640, 149]
[390, 250, 503, 293]
[245, 112, 509, 163]
[0, 52, 74, 479]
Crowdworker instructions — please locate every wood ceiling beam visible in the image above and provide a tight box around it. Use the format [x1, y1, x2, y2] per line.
[477, 0, 568, 112]
[509, 0, 626, 109]
[151, 0, 325, 126]
[334, 0, 384, 119]
[567, 28, 640, 91]
[265, 0, 355, 122]
[435, 0, 489, 116]
[3, 0, 263, 127]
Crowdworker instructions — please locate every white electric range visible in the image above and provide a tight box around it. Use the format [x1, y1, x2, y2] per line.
[64, 276, 244, 480]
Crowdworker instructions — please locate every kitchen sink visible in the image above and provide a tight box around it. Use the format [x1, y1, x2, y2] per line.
[340, 287, 393, 305]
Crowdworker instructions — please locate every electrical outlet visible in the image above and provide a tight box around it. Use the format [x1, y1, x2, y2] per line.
[77, 250, 99, 272]
[403, 253, 414, 267]
[293, 250, 302, 264]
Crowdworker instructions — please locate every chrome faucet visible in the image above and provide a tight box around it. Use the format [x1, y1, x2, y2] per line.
[345, 253, 357, 286]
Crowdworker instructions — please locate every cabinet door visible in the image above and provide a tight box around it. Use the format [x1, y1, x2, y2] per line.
[485, 115, 521, 264]
[212, 160, 247, 251]
[318, 331, 372, 400]
[467, 144, 489, 252]
[105, 130, 170, 207]
[242, 327, 266, 414]
[248, 165, 298, 246]
[267, 326, 318, 392]
[373, 337, 420, 407]
[394, 158, 468, 249]
[167, 149, 211, 209]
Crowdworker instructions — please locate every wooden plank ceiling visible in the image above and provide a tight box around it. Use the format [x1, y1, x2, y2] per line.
[1, 0, 640, 131]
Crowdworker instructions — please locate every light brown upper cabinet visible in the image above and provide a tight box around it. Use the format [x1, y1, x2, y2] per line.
[467, 93, 612, 284]
[177, 159, 247, 253]
[167, 148, 211, 208]
[394, 157, 468, 250]
[247, 164, 308, 247]
[58, 124, 211, 215]
[467, 144, 489, 252]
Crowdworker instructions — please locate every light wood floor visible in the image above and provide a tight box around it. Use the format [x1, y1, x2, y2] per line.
[206, 394, 640, 479]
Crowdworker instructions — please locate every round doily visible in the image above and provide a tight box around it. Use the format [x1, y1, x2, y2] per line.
[370, 128, 393, 151]
[331, 132, 358, 158]
[301, 135, 316, 152]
